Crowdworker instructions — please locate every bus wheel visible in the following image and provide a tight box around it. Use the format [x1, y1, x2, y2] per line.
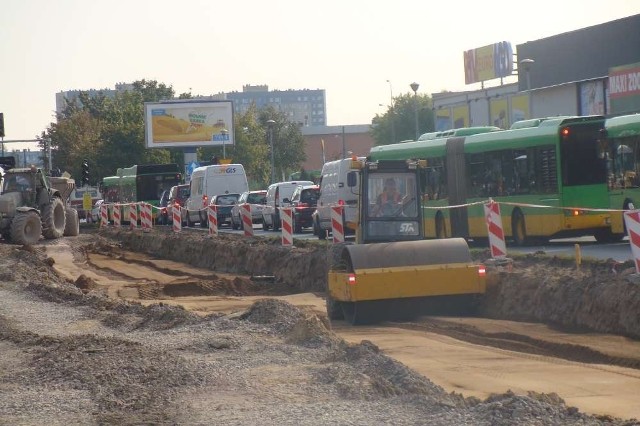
[435, 212, 446, 239]
[511, 209, 527, 246]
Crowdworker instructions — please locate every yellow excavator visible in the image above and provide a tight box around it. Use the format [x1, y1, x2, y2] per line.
[326, 158, 486, 325]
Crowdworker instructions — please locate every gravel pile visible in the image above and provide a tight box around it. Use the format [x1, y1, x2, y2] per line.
[0, 240, 637, 425]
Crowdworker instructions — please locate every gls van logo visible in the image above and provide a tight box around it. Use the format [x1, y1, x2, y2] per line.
[213, 167, 237, 174]
[399, 223, 416, 233]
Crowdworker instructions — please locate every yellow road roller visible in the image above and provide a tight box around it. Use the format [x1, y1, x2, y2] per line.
[326, 159, 486, 325]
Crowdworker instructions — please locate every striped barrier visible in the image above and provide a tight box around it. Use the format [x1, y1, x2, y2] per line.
[113, 204, 121, 227]
[129, 203, 137, 230]
[624, 210, 640, 273]
[331, 206, 344, 243]
[484, 200, 507, 258]
[281, 207, 293, 247]
[173, 205, 182, 233]
[140, 203, 153, 232]
[208, 205, 218, 237]
[241, 203, 254, 237]
[100, 204, 108, 227]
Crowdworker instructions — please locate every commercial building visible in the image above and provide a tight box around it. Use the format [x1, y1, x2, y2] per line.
[433, 14, 640, 130]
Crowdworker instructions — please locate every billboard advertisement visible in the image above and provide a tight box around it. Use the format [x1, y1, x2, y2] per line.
[489, 98, 509, 129]
[435, 108, 451, 131]
[464, 41, 513, 85]
[579, 80, 605, 115]
[608, 62, 640, 114]
[511, 94, 530, 124]
[144, 100, 234, 148]
[452, 105, 469, 128]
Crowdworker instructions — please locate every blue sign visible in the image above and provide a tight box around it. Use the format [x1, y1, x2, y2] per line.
[212, 133, 230, 142]
[185, 161, 199, 181]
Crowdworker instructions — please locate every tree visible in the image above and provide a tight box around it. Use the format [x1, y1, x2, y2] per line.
[370, 92, 435, 146]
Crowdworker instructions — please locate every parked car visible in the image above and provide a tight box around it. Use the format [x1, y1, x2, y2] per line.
[156, 189, 171, 225]
[230, 190, 267, 230]
[208, 193, 241, 228]
[159, 184, 190, 225]
[287, 184, 320, 233]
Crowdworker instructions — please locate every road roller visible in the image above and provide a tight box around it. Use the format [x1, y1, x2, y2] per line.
[326, 158, 486, 325]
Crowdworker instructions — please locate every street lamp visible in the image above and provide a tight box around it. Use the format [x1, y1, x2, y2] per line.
[386, 79, 396, 144]
[410, 82, 420, 140]
[266, 119, 276, 184]
[220, 128, 229, 159]
[519, 58, 535, 91]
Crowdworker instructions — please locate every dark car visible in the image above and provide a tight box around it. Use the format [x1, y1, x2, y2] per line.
[287, 184, 319, 233]
[158, 184, 190, 225]
[208, 193, 240, 227]
[156, 190, 171, 225]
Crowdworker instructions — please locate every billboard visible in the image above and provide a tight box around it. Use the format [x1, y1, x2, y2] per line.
[609, 62, 640, 114]
[464, 41, 513, 85]
[144, 100, 234, 148]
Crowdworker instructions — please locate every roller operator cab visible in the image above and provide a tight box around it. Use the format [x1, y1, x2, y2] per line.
[326, 158, 486, 325]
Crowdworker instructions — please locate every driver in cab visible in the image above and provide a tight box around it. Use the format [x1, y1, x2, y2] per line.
[371, 178, 403, 217]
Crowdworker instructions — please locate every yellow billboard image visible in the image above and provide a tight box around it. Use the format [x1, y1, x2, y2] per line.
[490, 98, 509, 129]
[511, 94, 530, 124]
[452, 105, 469, 128]
[144, 100, 234, 148]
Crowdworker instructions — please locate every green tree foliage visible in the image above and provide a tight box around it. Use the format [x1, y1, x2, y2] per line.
[371, 92, 435, 146]
[43, 80, 177, 185]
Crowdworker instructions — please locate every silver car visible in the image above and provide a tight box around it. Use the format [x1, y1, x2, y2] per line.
[230, 190, 267, 229]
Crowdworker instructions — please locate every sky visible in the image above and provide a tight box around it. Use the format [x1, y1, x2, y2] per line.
[1, 0, 639, 151]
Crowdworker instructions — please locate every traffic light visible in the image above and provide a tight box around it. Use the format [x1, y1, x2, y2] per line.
[0, 113, 5, 138]
[81, 160, 89, 186]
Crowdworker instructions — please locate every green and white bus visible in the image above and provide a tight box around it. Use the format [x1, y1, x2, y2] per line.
[370, 116, 613, 245]
[101, 163, 182, 219]
[603, 113, 640, 239]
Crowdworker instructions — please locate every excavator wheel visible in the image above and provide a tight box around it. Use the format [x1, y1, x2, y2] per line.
[11, 211, 42, 245]
[42, 197, 66, 239]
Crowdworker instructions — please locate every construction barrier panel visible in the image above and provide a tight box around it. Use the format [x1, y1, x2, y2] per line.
[100, 204, 108, 228]
[281, 207, 293, 247]
[624, 210, 640, 273]
[172, 205, 181, 233]
[484, 200, 507, 258]
[141, 203, 153, 232]
[241, 203, 254, 237]
[129, 203, 137, 230]
[208, 205, 218, 237]
[113, 204, 121, 227]
[331, 206, 344, 243]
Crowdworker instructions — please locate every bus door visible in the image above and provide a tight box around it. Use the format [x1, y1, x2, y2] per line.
[446, 137, 469, 238]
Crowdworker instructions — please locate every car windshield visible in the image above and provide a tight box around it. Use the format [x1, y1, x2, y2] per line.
[300, 188, 319, 204]
[216, 195, 238, 205]
[247, 193, 266, 204]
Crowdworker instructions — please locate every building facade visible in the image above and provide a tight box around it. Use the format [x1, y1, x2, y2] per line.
[433, 14, 640, 131]
[300, 125, 374, 172]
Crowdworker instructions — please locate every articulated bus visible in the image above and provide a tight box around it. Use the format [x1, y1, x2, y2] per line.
[603, 113, 640, 238]
[370, 116, 613, 245]
[101, 163, 182, 220]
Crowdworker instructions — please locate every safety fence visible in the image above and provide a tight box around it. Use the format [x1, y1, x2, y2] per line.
[96, 200, 640, 270]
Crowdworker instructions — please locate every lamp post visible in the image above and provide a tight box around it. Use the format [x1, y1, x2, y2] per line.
[386, 79, 396, 144]
[519, 58, 534, 91]
[267, 119, 276, 184]
[220, 128, 229, 159]
[410, 82, 420, 140]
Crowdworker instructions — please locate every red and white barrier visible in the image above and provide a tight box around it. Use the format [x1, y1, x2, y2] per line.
[241, 203, 254, 237]
[331, 206, 344, 243]
[100, 203, 108, 227]
[129, 204, 137, 230]
[624, 210, 640, 273]
[280, 207, 293, 247]
[172, 205, 181, 233]
[140, 203, 153, 232]
[113, 204, 121, 227]
[484, 200, 507, 258]
[208, 205, 218, 237]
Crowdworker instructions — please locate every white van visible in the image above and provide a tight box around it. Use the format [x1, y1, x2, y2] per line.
[312, 157, 364, 239]
[262, 180, 314, 231]
[183, 164, 249, 226]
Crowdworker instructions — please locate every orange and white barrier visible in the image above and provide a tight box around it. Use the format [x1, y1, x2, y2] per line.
[281, 207, 293, 246]
[100, 203, 108, 227]
[113, 204, 121, 227]
[331, 206, 344, 243]
[208, 205, 218, 237]
[484, 200, 507, 258]
[140, 203, 153, 232]
[172, 205, 181, 233]
[129, 204, 137, 229]
[241, 203, 254, 237]
[624, 210, 640, 273]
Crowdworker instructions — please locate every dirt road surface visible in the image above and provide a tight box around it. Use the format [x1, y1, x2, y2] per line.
[1, 228, 640, 424]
